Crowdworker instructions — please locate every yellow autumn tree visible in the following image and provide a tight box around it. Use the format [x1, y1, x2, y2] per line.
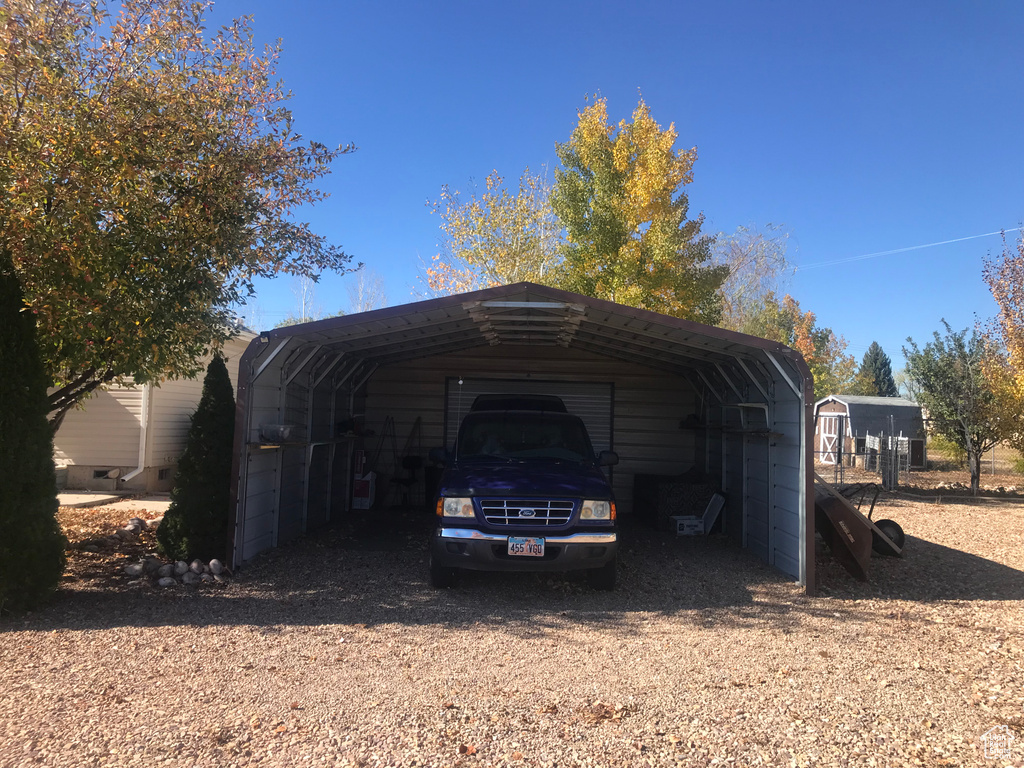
[551, 97, 726, 321]
[423, 168, 561, 296]
[982, 232, 1024, 450]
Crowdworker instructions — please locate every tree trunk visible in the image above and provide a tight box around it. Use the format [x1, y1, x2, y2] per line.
[967, 443, 981, 496]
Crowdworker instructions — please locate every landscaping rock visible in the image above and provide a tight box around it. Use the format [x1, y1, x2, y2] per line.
[189, 560, 204, 574]
[182, 572, 200, 585]
[127, 517, 147, 530]
[145, 516, 163, 530]
[115, 528, 135, 540]
[143, 558, 163, 574]
[214, 574, 230, 584]
[209, 559, 225, 575]
[124, 563, 145, 577]
[156, 577, 177, 588]
[124, 523, 141, 534]
[173, 561, 189, 576]
[157, 564, 174, 578]
[200, 573, 214, 583]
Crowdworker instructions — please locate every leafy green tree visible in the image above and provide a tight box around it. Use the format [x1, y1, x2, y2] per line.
[157, 354, 235, 562]
[0, 252, 66, 613]
[904, 322, 1011, 495]
[551, 98, 727, 321]
[425, 168, 561, 296]
[848, 342, 898, 397]
[0, 0, 356, 432]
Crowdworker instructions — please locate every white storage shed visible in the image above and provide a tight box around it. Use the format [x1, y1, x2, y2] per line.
[229, 283, 817, 591]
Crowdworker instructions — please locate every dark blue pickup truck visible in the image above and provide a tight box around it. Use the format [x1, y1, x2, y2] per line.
[429, 398, 619, 589]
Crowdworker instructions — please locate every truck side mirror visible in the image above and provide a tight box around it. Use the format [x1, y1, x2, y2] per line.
[598, 450, 619, 467]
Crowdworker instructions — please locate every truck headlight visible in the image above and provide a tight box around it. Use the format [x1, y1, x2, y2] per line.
[581, 500, 614, 521]
[440, 497, 474, 518]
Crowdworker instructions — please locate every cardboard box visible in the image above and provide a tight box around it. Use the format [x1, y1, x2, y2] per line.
[352, 471, 376, 509]
[672, 516, 704, 536]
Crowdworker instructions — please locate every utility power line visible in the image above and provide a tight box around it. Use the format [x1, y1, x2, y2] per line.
[795, 227, 1021, 271]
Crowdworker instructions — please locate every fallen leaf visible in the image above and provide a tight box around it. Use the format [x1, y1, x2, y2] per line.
[275, 725, 287, 733]
[442, 701, 455, 710]
[511, 751, 523, 760]
[458, 743, 476, 755]
[289, 701, 301, 710]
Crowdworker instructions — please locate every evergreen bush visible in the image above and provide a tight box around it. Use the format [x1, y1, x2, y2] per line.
[157, 354, 236, 562]
[0, 253, 67, 613]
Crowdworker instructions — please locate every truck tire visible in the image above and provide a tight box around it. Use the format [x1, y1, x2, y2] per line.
[429, 556, 459, 588]
[587, 558, 617, 591]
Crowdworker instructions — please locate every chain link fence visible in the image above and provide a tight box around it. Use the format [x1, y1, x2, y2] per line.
[815, 437, 1024, 491]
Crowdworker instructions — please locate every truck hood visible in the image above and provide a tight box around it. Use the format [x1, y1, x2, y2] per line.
[439, 460, 612, 499]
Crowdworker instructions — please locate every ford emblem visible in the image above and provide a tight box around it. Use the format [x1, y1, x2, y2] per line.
[519, 508, 536, 518]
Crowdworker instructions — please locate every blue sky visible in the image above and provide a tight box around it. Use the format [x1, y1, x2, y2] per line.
[208, 0, 1024, 370]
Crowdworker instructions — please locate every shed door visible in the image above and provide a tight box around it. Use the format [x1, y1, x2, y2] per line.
[445, 378, 614, 453]
[819, 416, 840, 464]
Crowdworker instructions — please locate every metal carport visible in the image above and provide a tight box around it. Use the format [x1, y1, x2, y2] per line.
[228, 282, 817, 592]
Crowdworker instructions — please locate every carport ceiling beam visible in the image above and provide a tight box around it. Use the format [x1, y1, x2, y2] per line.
[736, 358, 769, 402]
[333, 360, 366, 392]
[351, 363, 379, 393]
[584, 314, 758, 361]
[695, 370, 725, 403]
[472, 300, 586, 312]
[765, 351, 802, 398]
[574, 327, 725, 368]
[318, 327, 487, 356]
[714, 362, 744, 401]
[284, 345, 322, 386]
[366, 338, 491, 367]
[311, 353, 345, 389]
[569, 337, 692, 376]
[574, 324, 735, 366]
[251, 338, 290, 384]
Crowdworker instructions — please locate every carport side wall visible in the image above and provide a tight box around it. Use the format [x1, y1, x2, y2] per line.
[359, 345, 700, 515]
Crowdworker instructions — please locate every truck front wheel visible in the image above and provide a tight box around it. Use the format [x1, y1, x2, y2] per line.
[587, 558, 617, 591]
[429, 555, 459, 588]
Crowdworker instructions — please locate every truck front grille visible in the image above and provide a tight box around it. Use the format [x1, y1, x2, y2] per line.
[479, 499, 575, 526]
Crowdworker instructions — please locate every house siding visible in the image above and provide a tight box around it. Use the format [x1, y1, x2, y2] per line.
[54, 383, 144, 467]
[54, 333, 253, 491]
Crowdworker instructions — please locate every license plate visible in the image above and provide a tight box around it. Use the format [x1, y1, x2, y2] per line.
[507, 536, 545, 557]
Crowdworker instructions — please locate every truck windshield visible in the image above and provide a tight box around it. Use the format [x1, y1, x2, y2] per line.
[457, 412, 594, 463]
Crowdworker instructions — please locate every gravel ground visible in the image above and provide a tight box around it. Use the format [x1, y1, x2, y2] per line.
[1, 496, 1022, 768]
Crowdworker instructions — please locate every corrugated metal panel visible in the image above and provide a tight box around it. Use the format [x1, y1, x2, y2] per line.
[240, 452, 278, 561]
[768, 392, 804, 579]
[744, 437, 771, 562]
[278, 446, 305, 545]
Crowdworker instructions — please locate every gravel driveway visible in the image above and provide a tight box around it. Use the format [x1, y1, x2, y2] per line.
[1, 496, 1022, 767]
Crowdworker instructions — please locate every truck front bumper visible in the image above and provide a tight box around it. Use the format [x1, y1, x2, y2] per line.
[431, 527, 618, 572]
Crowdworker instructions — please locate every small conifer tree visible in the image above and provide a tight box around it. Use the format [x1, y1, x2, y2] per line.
[0, 253, 67, 613]
[157, 354, 236, 562]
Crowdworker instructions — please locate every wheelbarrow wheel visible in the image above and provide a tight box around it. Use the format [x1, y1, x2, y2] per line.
[872, 519, 905, 555]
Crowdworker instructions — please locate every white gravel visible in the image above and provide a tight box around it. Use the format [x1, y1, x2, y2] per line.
[1, 496, 1022, 767]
